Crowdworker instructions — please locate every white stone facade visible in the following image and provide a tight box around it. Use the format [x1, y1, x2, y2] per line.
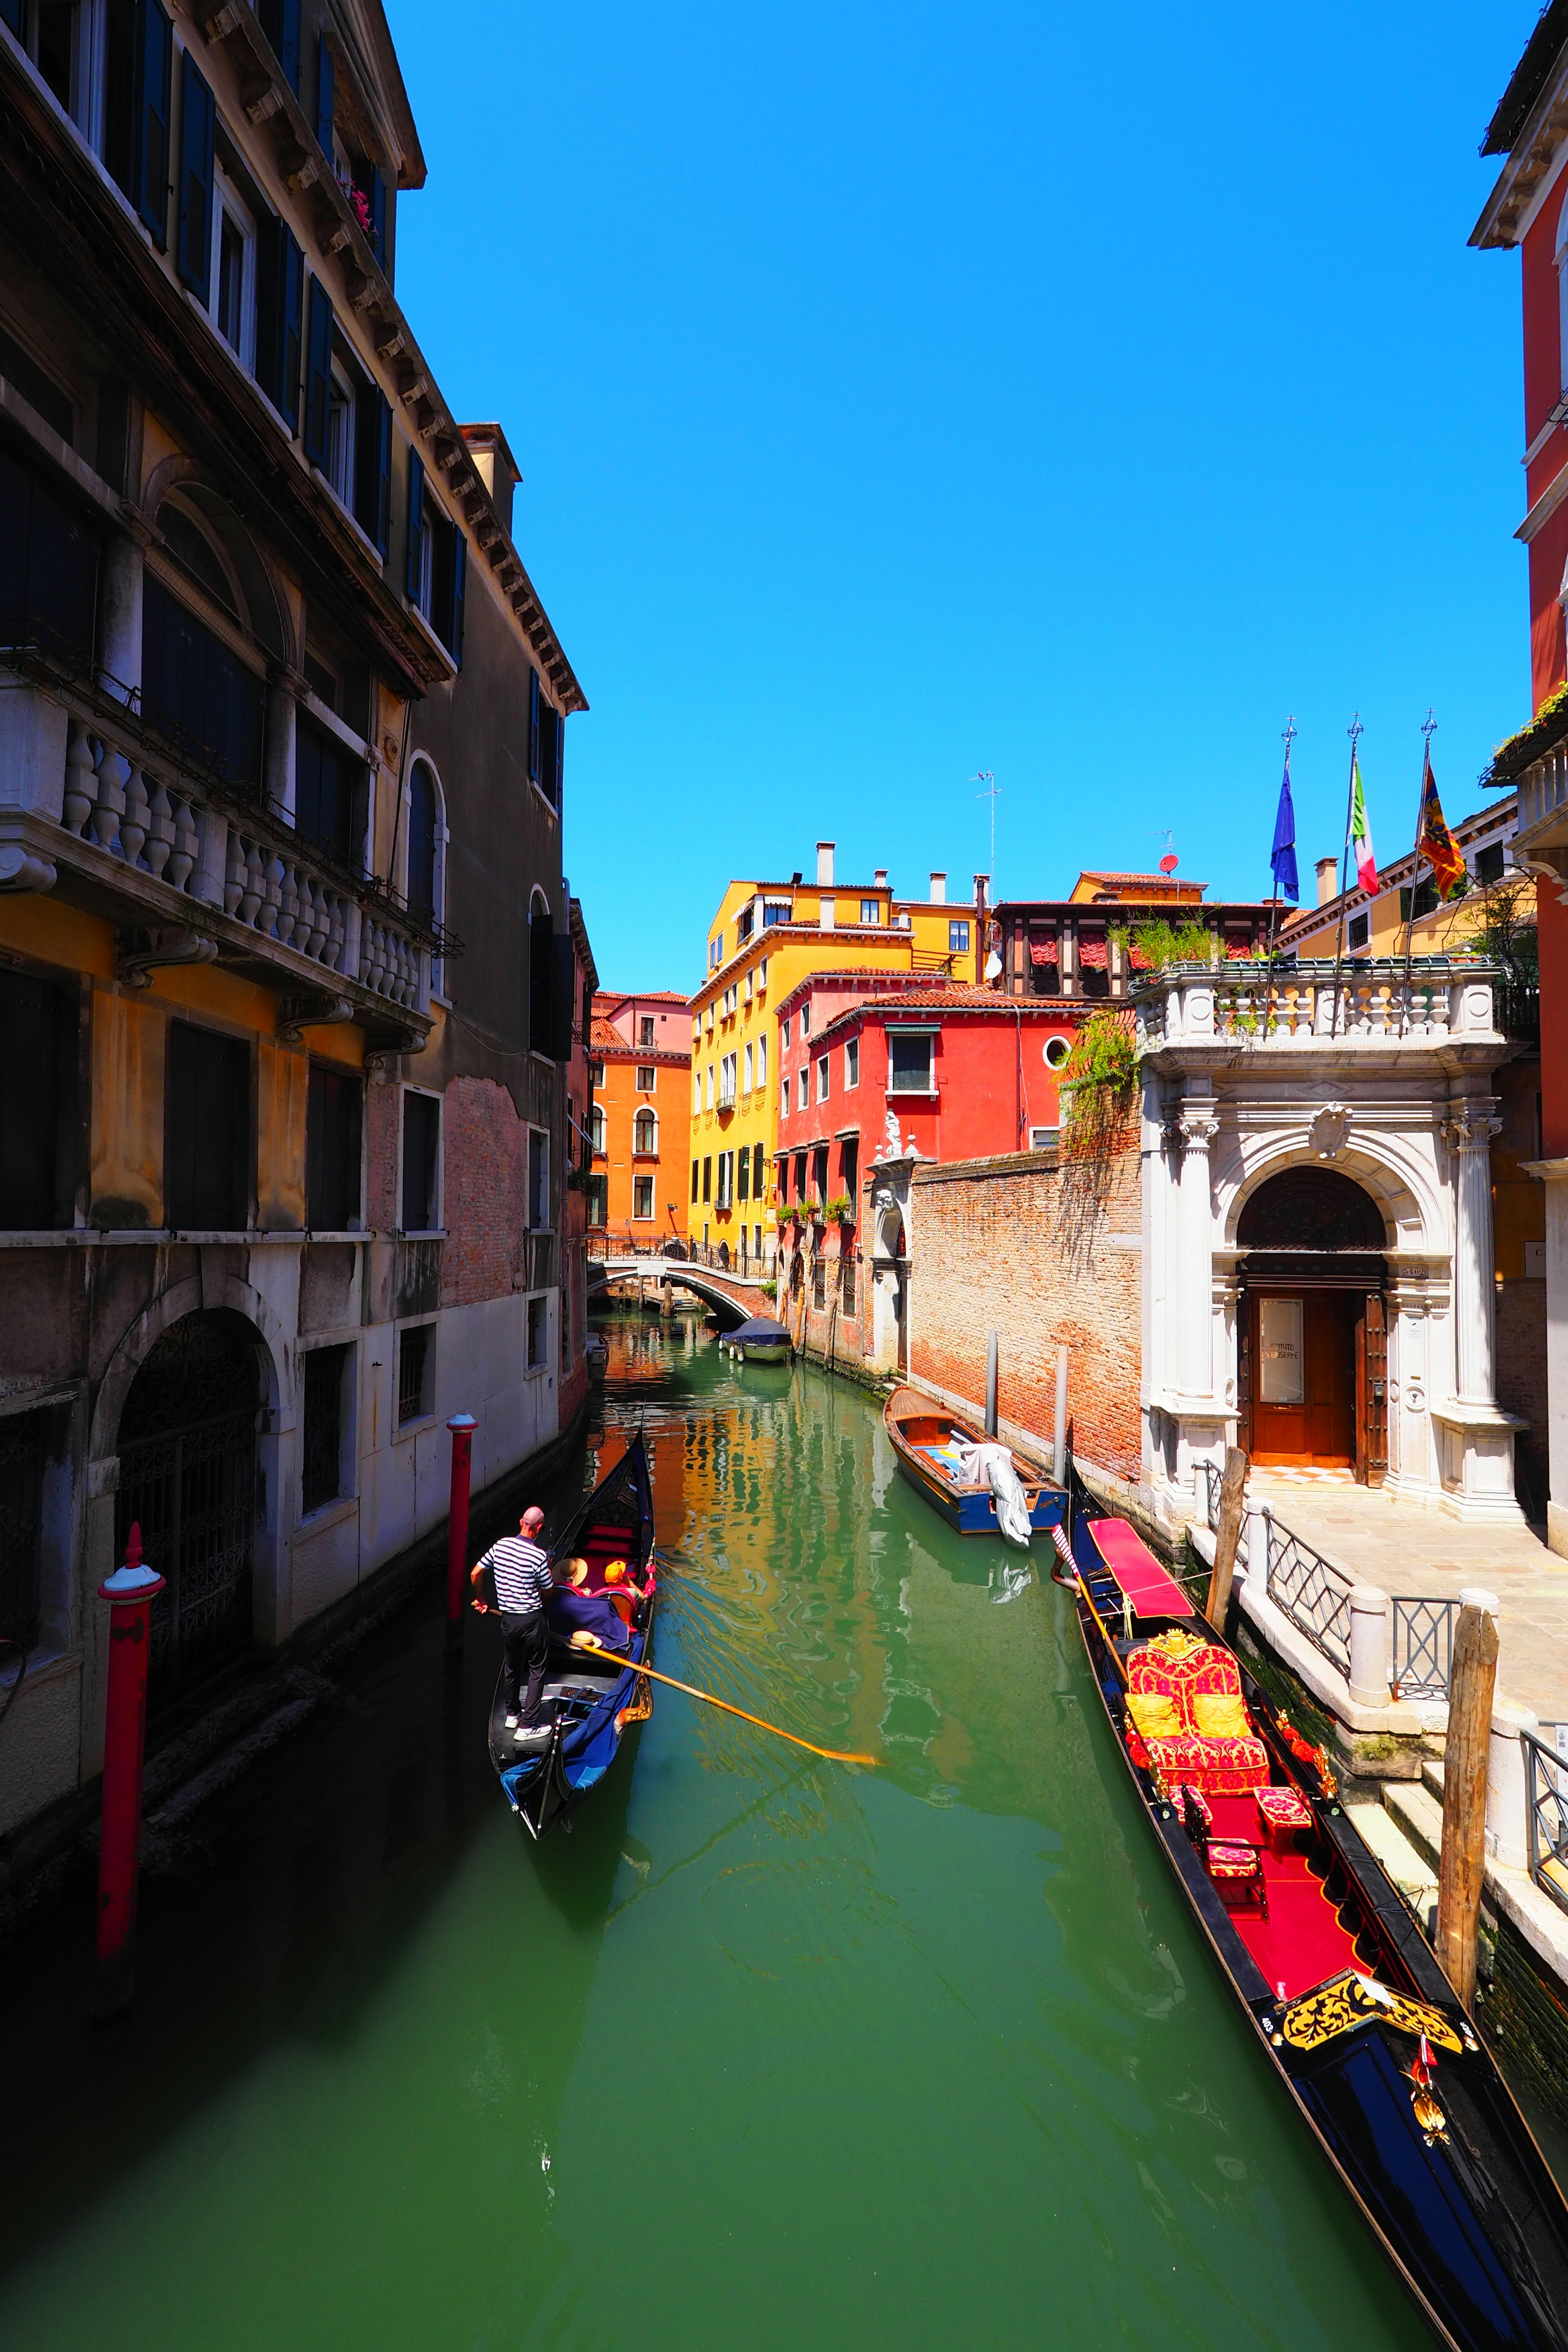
[1138, 961, 1523, 1528]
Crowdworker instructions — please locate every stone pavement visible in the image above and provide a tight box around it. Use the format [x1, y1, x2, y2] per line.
[1247, 1470, 1568, 1728]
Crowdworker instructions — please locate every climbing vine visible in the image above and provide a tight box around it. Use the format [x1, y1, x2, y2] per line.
[1054, 1009, 1138, 1270]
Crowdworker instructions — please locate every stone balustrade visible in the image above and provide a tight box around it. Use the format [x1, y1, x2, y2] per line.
[1134, 959, 1500, 1051]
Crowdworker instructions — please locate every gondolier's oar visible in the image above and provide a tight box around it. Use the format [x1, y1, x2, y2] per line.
[575, 1638, 877, 1766]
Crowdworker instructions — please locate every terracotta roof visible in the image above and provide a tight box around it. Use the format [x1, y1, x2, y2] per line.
[812, 988, 1080, 1040]
[592, 989, 689, 1008]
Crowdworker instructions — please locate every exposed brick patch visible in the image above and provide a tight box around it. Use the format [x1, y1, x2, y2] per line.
[440, 1077, 528, 1308]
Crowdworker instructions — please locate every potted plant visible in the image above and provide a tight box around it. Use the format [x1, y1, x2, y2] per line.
[824, 1194, 854, 1227]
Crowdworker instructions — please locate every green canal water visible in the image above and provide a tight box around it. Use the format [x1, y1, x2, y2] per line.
[0, 1312, 1437, 2351]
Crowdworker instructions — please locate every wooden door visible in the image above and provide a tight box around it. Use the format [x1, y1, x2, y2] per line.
[1355, 1292, 1388, 1487]
[1250, 1291, 1356, 1466]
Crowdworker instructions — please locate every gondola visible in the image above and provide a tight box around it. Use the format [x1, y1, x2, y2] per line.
[486, 1432, 657, 1841]
[1059, 1455, 1568, 2351]
[882, 1383, 1065, 1538]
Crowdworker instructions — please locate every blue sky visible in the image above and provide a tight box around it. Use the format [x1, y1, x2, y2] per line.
[385, 0, 1536, 991]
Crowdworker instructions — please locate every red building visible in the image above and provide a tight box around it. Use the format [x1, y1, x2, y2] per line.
[772, 972, 1079, 1215]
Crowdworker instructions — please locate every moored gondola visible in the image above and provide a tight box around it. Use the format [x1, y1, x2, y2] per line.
[883, 1383, 1064, 1541]
[486, 1432, 657, 1840]
[1059, 1455, 1568, 2352]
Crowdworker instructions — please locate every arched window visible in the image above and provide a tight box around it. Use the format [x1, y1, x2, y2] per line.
[590, 1104, 606, 1154]
[408, 761, 437, 922]
[633, 1107, 657, 1154]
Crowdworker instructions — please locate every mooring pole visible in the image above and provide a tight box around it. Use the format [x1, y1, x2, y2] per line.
[93, 1522, 165, 2018]
[1053, 1345, 1069, 1482]
[985, 1330, 998, 1437]
[1204, 1446, 1250, 1631]
[1437, 1590, 1501, 2010]
[445, 1413, 477, 1650]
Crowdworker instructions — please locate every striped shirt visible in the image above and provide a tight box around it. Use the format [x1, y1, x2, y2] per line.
[483, 1535, 554, 1615]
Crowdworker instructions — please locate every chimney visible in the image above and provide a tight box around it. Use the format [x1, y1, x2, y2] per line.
[874, 869, 888, 888]
[929, 871, 947, 904]
[816, 841, 835, 887]
[1315, 856, 1338, 908]
[458, 423, 521, 539]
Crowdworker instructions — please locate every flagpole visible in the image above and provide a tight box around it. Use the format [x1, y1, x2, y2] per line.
[1263, 715, 1295, 1041]
[1329, 714, 1362, 1040]
[1401, 710, 1436, 1034]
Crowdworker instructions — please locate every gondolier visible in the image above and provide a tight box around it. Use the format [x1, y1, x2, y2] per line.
[472, 1507, 555, 1731]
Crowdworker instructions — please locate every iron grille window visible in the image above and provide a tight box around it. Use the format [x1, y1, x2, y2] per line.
[528, 1129, 549, 1229]
[294, 717, 360, 866]
[401, 1092, 439, 1231]
[0, 967, 67, 1229]
[301, 1344, 350, 1512]
[842, 1256, 857, 1314]
[167, 1022, 250, 1230]
[0, 1408, 50, 1648]
[141, 575, 265, 791]
[397, 1323, 431, 1423]
[812, 1258, 826, 1310]
[306, 1064, 362, 1229]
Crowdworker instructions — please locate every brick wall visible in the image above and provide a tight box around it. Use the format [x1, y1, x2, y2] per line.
[906, 1145, 1142, 1479]
[441, 1076, 528, 1308]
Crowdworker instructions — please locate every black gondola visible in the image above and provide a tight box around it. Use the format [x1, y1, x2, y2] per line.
[486, 1432, 657, 1840]
[1059, 1455, 1568, 2352]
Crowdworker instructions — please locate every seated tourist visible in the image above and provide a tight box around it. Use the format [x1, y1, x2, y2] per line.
[547, 1559, 633, 1654]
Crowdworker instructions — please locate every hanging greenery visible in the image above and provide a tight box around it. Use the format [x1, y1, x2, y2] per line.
[1108, 916, 1216, 973]
[1055, 1010, 1138, 1270]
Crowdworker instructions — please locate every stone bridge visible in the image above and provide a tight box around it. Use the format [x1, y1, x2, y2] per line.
[586, 1252, 776, 1326]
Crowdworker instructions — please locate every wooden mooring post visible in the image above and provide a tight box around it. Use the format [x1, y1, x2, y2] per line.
[1204, 1446, 1250, 1633]
[1437, 1592, 1500, 2011]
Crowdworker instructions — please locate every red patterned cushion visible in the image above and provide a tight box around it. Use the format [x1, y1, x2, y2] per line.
[1255, 1785, 1312, 1833]
[1146, 1731, 1270, 1796]
[1207, 1842, 1261, 1878]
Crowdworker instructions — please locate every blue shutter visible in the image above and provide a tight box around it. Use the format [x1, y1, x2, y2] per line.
[448, 532, 466, 664]
[303, 277, 333, 469]
[176, 52, 214, 300]
[256, 218, 303, 430]
[314, 31, 334, 148]
[372, 392, 392, 556]
[278, 229, 303, 431]
[0, 0, 21, 33]
[405, 448, 425, 602]
[353, 386, 392, 553]
[137, 0, 172, 245]
[527, 670, 541, 784]
[258, 0, 300, 89]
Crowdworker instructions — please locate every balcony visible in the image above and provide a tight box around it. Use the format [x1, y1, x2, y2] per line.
[1134, 960, 1503, 1060]
[0, 659, 440, 1054]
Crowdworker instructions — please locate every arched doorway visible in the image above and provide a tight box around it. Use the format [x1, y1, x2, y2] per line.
[116, 1310, 262, 1695]
[1237, 1168, 1387, 1480]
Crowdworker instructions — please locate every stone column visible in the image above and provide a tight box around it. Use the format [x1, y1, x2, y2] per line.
[1446, 1098, 1502, 1405]
[1176, 1094, 1219, 1399]
[266, 675, 299, 822]
[99, 525, 147, 706]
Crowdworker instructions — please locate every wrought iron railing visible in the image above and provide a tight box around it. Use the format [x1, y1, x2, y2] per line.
[1523, 1726, 1568, 1916]
[1266, 1522, 1354, 1676]
[1389, 1597, 1460, 1702]
[1197, 1461, 1220, 1530]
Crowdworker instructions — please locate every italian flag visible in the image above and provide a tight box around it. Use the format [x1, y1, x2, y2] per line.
[1348, 754, 1377, 894]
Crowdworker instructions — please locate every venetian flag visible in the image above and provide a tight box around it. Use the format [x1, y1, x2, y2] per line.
[1415, 748, 1466, 899]
[1270, 761, 1299, 904]
[1348, 754, 1377, 893]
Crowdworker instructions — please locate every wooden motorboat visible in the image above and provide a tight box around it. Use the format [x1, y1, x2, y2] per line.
[882, 1383, 1065, 1538]
[486, 1432, 657, 1840]
[1060, 1458, 1568, 2352]
[722, 1316, 792, 1365]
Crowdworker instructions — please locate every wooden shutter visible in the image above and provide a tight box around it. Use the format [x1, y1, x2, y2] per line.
[529, 910, 553, 1055]
[448, 532, 466, 664]
[405, 446, 425, 601]
[176, 52, 215, 299]
[303, 277, 334, 469]
[1361, 1292, 1388, 1487]
[256, 218, 303, 430]
[527, 670, 541, 783]
[314, 31, 334, 147]
[550, 934, 575, 1061]
[356, 385, 392, 555]
[138, 0, 172, 241]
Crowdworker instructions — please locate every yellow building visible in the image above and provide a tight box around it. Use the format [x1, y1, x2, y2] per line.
[687, 844, 981, 1266]
[1280, 795, 1517, 961]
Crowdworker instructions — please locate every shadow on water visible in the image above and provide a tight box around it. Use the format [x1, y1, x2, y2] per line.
[0, 1309, 1442, 2352]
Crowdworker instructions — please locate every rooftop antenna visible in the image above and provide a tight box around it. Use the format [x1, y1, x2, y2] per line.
[972, 771, 999, 889]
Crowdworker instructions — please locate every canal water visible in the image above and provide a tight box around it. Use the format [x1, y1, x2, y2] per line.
[0, 1311, 1437, 2352]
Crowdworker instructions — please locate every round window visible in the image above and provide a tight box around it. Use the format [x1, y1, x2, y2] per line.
[1043, 1036, 1071, 1070]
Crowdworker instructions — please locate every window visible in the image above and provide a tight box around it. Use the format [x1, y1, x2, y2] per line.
[736, 905, 754, 943]
[401, 1091, 439, 1231]
[702, 1156, 712, 1204]
[717, 1151, 733, 1208]
[1399, 879, 1439, 924]
[255, 216, 303, 429]
[1347, 911, 1369, 950]
[294, 716, 360, 866]
[744, 1042, 753, 1093]
[141, 575, 265, 790]
[0, 968, 67, 1229]
[691, 1158, 699, 1204]
[709, 933, 723, 971]
[529, 902, 556, 1056]
[167, 1021, 249, 1229]
[719, 1054, 737, 1107]
[738, 1145, 750, 1201]
[633, 1108, 657, 1153]
[1476, 842, 1505, 886]
[861, 899, 878, 924]
[405, 449, 465, 659]
[757, 1037, 766, 1089]
[753, 1142, 763, 1198]
[744, 969, 753, 1000]
[782, 1016, 791, 1049]
[812, 1258, 826, 1310]
[528, 1129, 548, 1229]
[306, 1063, 362, 1229]
[638, 1015, 655, 1047]
[840, 1137, 858, 1198]
[1029, 1126, 1059, 1151]
[591, 1104, 606, 1154]
[949, 920, 971, 955]
[255, 0, 302, 88]
[407, 761, 438, 922]
[813, 1143, 829, 1201]
[587, 1172, 608, 1227]
[888, 1032, 934, 1092]
[800, 1002, 811, 1036]
[633, 1173, 655, 1220]
[528, 672, 564, 808]
[1043, 1035, 1071, 1071]
[758, 956, 768, 990]
[842, 1256, 857, 1314]
[816, 1056, 829, 1103]
[636, 1064, 656, 1092]
[763, 902, 788, 927]
[301, 1343, 350, 1512]
[526, 1294, 550, 1370]
[705, 1065, 714, 1111]
[397, 1323, 432, 1423]
[212, 174, 256, 370]
[781, 1075, 791, 1119]
[845, 1038, 859, 1089]
[590, 1060, 605, 1089]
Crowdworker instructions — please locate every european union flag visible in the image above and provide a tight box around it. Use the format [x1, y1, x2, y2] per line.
[1271, 763, 1299, 904]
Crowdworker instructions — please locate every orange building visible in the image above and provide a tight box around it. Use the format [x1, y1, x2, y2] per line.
[589, 992, 692, 1245]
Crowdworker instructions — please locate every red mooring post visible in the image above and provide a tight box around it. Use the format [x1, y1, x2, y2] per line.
[445, 1414, 477, 1650]
[93, 1521, 165, 2018]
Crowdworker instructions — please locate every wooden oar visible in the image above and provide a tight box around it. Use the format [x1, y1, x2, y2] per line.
[575, 1637, 877, 1766]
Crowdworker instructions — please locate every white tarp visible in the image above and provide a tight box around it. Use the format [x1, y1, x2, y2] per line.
[953, 1440, 1033, 1549]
